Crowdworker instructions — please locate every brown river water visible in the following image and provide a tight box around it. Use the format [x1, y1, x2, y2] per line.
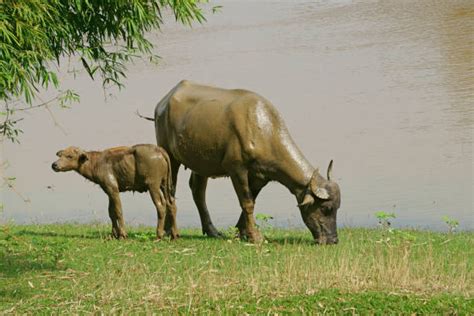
[2, 0, 473, 230]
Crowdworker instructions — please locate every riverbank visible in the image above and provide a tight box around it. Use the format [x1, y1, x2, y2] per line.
[1, 224, 472, 313]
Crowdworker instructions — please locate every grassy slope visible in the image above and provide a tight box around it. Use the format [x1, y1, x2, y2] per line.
[0, 224, 473, 314]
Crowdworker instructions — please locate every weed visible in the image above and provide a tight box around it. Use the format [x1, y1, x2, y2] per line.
[222, 226, 240, 239]
[375, 211, 396, 230]
[255, 213, 274, 232]
[442, 216, 459, 234]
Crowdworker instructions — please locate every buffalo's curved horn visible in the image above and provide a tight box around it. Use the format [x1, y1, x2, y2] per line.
[298, 193, 315, 207]
[327, 160, 333, 181]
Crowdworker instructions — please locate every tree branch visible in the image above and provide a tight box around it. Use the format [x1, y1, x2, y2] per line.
[14, 96, 60, 112]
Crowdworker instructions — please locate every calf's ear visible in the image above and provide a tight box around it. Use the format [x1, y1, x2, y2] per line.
[78, 153, 88, 164]
[56, 150, 63, 157]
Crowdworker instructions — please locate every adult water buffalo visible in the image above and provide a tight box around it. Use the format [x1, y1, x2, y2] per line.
[153, 80, 341, 244]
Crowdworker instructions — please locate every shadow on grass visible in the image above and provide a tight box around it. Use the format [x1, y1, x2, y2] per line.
[0, 251, 63, 278]
[12, 228, 315, 245]
[266, 236, 315, 246]
[13, 229, 212, 242]
[0, 287, 33, 305]
[14, 229, 109, 240]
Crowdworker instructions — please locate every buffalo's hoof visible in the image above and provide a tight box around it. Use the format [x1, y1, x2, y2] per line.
[315, 237, 338, 245]
[202, 226, 223, 238]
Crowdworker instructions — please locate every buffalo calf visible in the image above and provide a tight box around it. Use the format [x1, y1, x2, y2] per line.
[52, 144, 178, 240]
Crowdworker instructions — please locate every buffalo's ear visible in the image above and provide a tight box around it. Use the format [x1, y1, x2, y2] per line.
[309, 169, 330, 200]
[314, 187, 330, 200]
[298, 193, 315, 207]
[78, 153, 88, 164]
[56, 150, 63, 157]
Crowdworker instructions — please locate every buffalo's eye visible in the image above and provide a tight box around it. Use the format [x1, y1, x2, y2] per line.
[66, 155, 73, 159]
[321, 205, 332, 215]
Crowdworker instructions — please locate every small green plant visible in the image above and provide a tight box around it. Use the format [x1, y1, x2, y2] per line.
[256, 213, 274, 231]
[442, 216, 459, 234]
[392, 229, 417, 243]
[375, 211, 396, 230]
[223, 226, 240, 240]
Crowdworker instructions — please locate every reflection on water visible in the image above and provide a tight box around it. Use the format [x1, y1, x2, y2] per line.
[2, 0, 473, 230]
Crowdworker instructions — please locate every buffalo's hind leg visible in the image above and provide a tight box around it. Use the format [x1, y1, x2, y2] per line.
[189, 172, 222, 237]
[164, 156, 180, 235]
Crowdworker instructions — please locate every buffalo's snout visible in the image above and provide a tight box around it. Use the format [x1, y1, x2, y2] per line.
[52, 162, 59, 172]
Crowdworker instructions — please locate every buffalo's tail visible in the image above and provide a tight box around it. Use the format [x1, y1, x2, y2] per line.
[158, 147, 175, 208]
[135, 110, 154, 121]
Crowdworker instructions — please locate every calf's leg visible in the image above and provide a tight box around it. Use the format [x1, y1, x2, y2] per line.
[166, 200, 179, 240]
[189, 172, 222, 237]
[108, 207, 119, 238]
[107, 192, 127, 239]
[149, 188, 167, 240]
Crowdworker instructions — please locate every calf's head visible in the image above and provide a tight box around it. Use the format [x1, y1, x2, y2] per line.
[298, 160, 341, 245]
[52, 147, 88, 172]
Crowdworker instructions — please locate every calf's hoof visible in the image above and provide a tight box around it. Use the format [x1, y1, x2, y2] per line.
[117, 234, 128, 240]
[116, 231, 128, 240]
[170, 231, 180, 240]
[237, 227, 249, 240]
[248, 230, 264, 244]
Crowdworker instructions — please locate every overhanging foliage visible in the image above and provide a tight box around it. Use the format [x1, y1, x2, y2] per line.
[0, 0, 209, 141]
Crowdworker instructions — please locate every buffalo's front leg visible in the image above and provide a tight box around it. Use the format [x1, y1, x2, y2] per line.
[189, 172, 222, 237]
[236, 177, 268, 239]
[230, 170, 263, 243]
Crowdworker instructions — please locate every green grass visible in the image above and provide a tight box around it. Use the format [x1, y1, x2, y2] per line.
[1, 224, 473, 314]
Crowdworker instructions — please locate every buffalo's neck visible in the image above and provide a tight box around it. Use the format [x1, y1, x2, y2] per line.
[269, 131, 314, 201]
